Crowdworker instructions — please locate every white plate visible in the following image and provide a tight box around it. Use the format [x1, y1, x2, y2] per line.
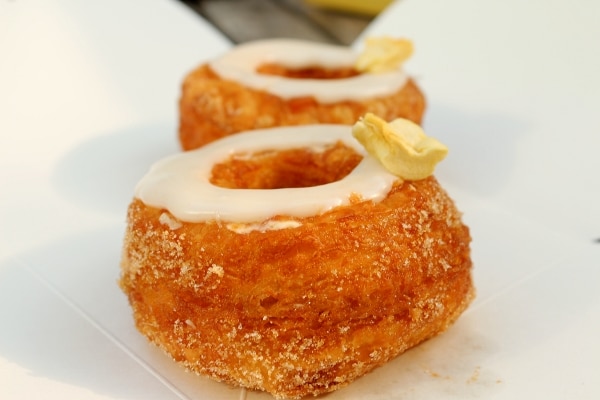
[1, 0, 599, 399]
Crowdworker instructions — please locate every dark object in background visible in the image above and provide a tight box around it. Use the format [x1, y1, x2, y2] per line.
[179, 0, 372, 44]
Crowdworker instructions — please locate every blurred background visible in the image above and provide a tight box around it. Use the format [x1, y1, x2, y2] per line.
[178, 0, 392, 44]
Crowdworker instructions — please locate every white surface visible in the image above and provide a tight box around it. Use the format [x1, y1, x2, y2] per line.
[0, 0, 599, 399]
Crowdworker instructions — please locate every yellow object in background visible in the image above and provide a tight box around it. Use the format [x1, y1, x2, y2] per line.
[355, 37, 413, 73]
[304, 0, 393, 16]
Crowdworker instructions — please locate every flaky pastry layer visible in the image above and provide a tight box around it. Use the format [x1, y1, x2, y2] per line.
[120, 176, 473, 399]
[178, 65, 426, 150]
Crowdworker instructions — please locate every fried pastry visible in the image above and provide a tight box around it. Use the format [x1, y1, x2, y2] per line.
[179, 38, 426, 150]
[120, 119, 473, 398]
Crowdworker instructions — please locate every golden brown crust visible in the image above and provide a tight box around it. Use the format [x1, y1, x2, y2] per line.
[120, 176, 473, 399]
[178, 65, 426, 150]
[210, 140, 362, 190]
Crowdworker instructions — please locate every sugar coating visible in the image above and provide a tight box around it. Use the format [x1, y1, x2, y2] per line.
[119, 176, 474, 399]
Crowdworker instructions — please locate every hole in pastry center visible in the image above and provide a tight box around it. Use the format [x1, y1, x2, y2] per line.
[256, 63, 361, 79]
[210, 141, 362, 189]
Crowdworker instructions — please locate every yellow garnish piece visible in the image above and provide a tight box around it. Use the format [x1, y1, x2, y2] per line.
[352, 113, 448, 180]
[355, 37, 413, 73]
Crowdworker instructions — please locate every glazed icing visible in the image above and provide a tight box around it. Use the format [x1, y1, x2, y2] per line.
[208, 38, 408, 103]
[135, 125, 398, 224]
